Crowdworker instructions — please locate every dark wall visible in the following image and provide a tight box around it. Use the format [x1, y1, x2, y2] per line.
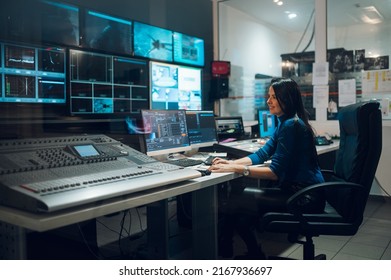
[0, 0, 214, 140]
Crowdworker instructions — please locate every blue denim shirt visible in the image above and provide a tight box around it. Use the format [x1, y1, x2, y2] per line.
[248, 115, 324, 186]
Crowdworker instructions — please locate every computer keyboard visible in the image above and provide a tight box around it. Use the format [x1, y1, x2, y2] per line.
[166, 158, 205, 167]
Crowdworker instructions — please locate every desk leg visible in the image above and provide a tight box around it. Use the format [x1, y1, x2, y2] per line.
[192, 185, 218, 259]
[0, 221, 27, 259]
[146, 200, 169, 259]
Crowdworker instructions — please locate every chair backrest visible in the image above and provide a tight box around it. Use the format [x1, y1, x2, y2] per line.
[327, 101, 382, 223]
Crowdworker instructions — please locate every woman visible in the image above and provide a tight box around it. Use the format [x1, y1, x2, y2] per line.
[209, 78, 325, 259]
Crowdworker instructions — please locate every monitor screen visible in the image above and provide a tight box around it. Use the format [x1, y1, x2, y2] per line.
[141, 109, 191, 156]
[83, 9, 132, 56]
[150, 61, 202, 110]
[173, 32, 204, 67]
[215, 116, 245, 141]
[69, 49, 148, 115]
[133, 21, 173, 62]
[0, 0, 79, 47]
[185, 110, 217, 148]
[258, 109, 276, 138]
[0, 42, 66, 104]
[39, 0, 80, 46]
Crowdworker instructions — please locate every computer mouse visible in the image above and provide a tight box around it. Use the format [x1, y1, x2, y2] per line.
[197, 169, 211, 176]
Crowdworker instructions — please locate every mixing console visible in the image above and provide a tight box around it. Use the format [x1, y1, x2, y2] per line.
[0, 134, 200, 212]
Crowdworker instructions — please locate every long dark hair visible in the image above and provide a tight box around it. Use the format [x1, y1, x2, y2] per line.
[270, 77, 315, 136]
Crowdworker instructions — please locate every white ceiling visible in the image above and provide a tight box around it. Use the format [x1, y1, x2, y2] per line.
[222, 0, 391, 32]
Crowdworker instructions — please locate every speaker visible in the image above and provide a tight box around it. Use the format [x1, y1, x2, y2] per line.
[210, 77, 229, 100]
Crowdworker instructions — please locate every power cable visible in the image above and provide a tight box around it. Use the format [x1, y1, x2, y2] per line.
[294, 9, 314, 53]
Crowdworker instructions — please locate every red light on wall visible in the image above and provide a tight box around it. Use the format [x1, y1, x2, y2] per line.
[211, 61, 230, 77]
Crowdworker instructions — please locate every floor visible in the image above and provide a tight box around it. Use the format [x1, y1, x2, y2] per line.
[251, 195, 391, 260]
[26, 195, 391, 260]
[94, 195, 391, 260]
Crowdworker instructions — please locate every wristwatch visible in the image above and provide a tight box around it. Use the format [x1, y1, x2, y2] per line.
[243, 165, 250, 176]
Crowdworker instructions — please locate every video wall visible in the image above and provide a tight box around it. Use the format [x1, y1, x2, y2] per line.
[0, 0, 205, 118]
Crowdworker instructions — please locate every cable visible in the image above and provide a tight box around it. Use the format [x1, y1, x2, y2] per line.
[294, 9, 314, 53]
[77, 223, 104, 259]
[374, 176, 391, 197]
[301, 20, 315, 53]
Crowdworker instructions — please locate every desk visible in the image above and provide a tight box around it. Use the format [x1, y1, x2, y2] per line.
[213, 138, 340, 159]
[0, 141, 339, 260]
[0, 171, 240, 259]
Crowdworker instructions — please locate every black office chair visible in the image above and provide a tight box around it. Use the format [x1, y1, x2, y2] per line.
[260, 101, 382, 260]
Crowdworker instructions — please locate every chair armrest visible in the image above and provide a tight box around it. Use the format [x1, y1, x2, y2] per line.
[320, 169, 334, 175]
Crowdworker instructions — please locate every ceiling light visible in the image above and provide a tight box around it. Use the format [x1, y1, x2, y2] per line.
[277, 1, 283, 6]
[273, 0, 279, 3]
[288, 13, 297, 19]
[361, 6, 383, 24]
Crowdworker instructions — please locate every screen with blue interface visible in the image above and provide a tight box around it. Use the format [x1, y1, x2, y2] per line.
[173, 32, 204, 67]
[0, 42, 66, 104]
[133, 22, 173, 62]
[258, 109, 277, 138]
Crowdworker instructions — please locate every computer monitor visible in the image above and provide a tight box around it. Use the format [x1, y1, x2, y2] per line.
[0, 0, 79, 47]
[133, 21, 173, 62]
[185, 110, 217, 148]
[0, 41, 66, 104]
[173, 32, 204, 67]
[150, 61, 202, 110]
[215, 116, 245, 141]
[83, 9, 133, 56]
[258, 109, 277, 138]
[141, 109, 191, 156]
[69, 49, 148, 115]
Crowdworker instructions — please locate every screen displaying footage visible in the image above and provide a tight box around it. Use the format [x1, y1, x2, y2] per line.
[83, 9, 132, 56]
[150, 61, 202, 110]
[69, 49, 148, 115]
[0, 0, 79, 47]
[133, 21, 173, 62]
[173, 32, 204, 67]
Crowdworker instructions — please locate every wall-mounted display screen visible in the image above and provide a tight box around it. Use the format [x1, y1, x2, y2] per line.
[150, 61, 202, 110]
[133, 21, 173, 62]
[69, 49, 148, 114]
[83, 9, 132, 56]
[39, 0, 80, 46]
[0, 42, 66, 104]
[173, 32, 204, 67]
[0, 0, 80, 47]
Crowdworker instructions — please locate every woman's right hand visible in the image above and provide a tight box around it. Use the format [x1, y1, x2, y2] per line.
[211, 157, 231, 165]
